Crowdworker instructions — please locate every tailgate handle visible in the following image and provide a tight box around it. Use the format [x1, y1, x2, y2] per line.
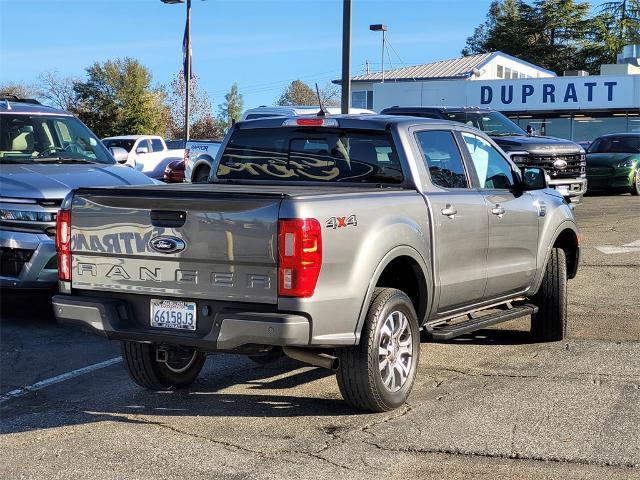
[150, 210, 186, 228]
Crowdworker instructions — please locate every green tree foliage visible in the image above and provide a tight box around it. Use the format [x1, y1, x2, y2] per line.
[276, 80, 318, 106]
[462, 0, 637, 74]
[74, 58, 168, 137]
[218, 82, 244, 129]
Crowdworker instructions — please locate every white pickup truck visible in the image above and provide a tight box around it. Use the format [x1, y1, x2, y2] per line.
[102, 135, 182, 179]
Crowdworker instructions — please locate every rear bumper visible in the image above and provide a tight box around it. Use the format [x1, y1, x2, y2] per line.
[0, 230, 57, 289]
[52, 294, 311, 351]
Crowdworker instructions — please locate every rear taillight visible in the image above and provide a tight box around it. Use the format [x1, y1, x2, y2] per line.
[184, 148, 190, 168]
[278, 219, 322, 298]
[55, 209, 71, 282]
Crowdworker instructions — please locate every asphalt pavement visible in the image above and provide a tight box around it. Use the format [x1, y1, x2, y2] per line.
[1, 193, 639, 480]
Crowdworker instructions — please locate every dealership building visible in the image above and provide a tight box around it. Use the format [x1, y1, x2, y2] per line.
[346, 46, 640, 142]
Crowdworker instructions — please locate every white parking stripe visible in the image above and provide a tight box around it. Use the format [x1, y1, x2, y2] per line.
[0, 357, 121, 404]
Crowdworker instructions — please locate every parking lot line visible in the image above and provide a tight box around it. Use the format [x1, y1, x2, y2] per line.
[0, 357, 121, 404]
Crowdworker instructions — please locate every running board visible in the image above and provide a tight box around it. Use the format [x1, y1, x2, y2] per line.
[428, 304, 538, 341]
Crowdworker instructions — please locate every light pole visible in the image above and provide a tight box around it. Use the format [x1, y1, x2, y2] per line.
[341, 0, 352, 114]
[369, 24, 387, 83]
[161, 0, 191, 141]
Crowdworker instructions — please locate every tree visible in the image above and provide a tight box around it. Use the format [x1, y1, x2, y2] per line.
[218, 83, 244, 129]
[276, 80, 318, 106]
[74, 58, 168, 137]
[36, 70, 79, 112]
[0, 82, 39, 100]
[600, 0, 640, 42]
[165, 71, 219, 139]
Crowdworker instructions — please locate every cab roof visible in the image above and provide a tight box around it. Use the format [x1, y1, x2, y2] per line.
[0, 98, 72, 116]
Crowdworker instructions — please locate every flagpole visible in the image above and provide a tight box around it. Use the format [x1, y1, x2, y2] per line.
[184, 0, 191, 141]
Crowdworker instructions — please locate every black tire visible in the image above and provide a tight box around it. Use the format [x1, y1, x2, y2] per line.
[193, 165, 210, 183]
[121, 341, 207, 391]
[336, 288, 420, 412]
[530, 248, 567, 342]
[248, 347, 284, 365]
[631, 169, 640, 196]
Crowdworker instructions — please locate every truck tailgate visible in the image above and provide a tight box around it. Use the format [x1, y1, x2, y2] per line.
[69, 189, 281, 304]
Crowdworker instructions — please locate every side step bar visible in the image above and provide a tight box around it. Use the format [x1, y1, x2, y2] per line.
[428, 304, 538, 341]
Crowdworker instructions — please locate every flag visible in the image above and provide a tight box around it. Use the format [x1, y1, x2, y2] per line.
[182, 19, 194, 80]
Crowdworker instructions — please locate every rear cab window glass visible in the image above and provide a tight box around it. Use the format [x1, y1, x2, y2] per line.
[151, 138, 164, 152]
[216, 127, 403, 184]
[415, 130, 468, 189]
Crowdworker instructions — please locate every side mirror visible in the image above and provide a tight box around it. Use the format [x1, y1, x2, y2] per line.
[519, 166, 548, 190]
[136, 146, 149, 154]
[109, 146, 129, 164]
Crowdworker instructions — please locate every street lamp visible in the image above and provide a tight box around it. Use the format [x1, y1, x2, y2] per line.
[369, 24, 387, 83]
[161, 0, 192, 141]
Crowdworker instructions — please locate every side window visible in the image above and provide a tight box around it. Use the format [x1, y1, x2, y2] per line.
[415, 130, 468, 189]
[136, 139, 150, 153]
[461, 133, 515, 189]
[151, 138, 164, 152]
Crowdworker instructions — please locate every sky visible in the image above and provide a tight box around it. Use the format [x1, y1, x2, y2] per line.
[0, 0, 603, 110]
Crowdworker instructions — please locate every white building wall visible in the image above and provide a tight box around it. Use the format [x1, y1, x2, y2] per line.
[478, 55, 556, 81]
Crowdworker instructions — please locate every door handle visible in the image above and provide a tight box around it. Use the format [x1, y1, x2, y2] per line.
[491, 205, 505, 218]
[441, 205, 457, 218]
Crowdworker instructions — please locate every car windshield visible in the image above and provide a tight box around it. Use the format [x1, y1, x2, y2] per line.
[444, 111, 526, 136]
[587, 136, 640, 154]
[102, 138, 136, 152]
[217, 127, 404, 184]
[0, 114, 114, 164]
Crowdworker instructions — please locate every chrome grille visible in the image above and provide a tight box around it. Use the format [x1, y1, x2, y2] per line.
[510, 153, 586, 179]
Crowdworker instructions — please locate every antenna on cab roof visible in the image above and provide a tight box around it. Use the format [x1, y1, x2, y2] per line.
[315, 83, 327, 117]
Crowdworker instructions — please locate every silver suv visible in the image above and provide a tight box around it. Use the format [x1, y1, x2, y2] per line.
[0, 97, 155, 290]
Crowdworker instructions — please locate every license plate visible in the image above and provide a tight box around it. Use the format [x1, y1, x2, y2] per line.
[555, 185, 569, 196]
[150, 299, 196, 331]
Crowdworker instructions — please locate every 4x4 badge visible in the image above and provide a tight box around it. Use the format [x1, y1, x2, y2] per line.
[326, 215, 358, 229]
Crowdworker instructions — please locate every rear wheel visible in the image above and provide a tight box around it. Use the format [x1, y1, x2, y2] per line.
[336, 288, 419, 412]
[193, 165, 210, 183]
[631, 168, 640, 196]
[530, 248, 567, 341]
[122, 342, 207, 390]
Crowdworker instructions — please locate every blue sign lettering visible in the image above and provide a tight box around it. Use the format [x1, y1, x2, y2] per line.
[481, 86, 493, 104]
[522, 84, 534, 103]
[563, 83, 578, 102]
[543, 84, 555, 103]
[604, 81, 617, 101]
[500, 85, 513, 104]
[584, 82, 596, 101]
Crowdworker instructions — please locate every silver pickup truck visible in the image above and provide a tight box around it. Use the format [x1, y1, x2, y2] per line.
[53, 115, 580, 412]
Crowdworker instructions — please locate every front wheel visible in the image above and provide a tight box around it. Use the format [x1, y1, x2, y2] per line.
[530, 248, 567, 341]
[336, 288, 420, 412]
[122, 342, 207, 391]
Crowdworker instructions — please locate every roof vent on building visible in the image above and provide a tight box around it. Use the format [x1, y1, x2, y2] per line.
[563, 70, 589, 77]
[617, 44, 640, 67]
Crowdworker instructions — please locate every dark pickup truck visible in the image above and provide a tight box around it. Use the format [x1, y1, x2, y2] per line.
[381, 106, 587, 203]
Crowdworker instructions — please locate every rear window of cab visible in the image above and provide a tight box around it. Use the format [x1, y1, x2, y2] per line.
[216, 127, 403, 184]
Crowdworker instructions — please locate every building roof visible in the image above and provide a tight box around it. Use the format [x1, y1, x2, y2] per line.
[335, 51, 555, 84]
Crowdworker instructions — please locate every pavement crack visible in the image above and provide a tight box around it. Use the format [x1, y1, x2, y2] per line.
[361, 440, 640, 469]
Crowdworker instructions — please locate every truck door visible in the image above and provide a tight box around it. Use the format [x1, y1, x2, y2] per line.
[460, 132, 539, 298]
[413, 130, 489, 312]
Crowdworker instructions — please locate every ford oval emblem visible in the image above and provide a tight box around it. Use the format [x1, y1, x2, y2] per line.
[149, 235, 185, 254]
[553, 159, 568, 170]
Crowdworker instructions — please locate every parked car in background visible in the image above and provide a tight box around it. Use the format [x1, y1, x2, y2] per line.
[183, 140, 222, 183]
[0, 97, 155, 290]
[163, 158, 185, 183]
[381, 106, 587, 204]
[586, 133, 640, 195]
[241, 105, 375, 121]
[101, 135, 182, 179]
[54, 114, 579, 412]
